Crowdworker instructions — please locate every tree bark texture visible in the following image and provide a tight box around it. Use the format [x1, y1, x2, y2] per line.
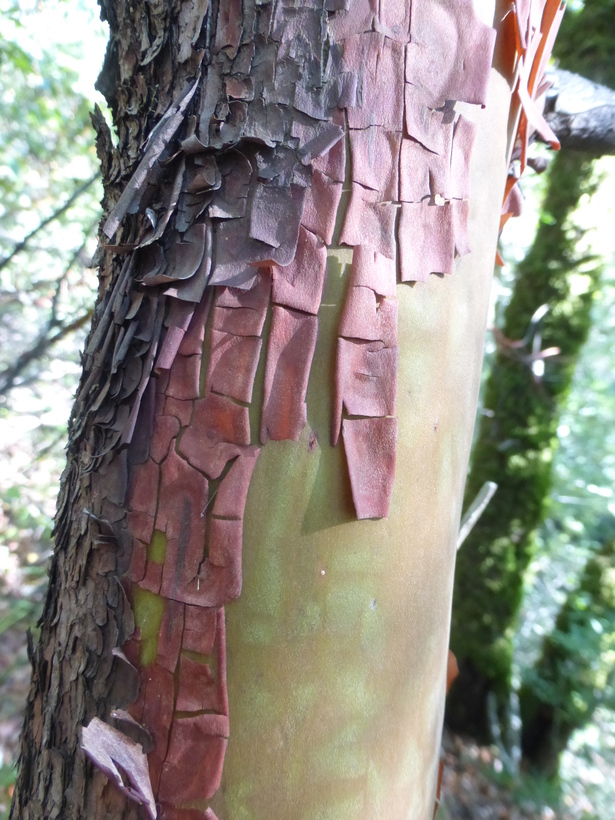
[11, 1, 559, 818]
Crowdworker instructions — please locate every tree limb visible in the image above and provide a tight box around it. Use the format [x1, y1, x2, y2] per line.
[545, 68, 615, 155]
[457, 481, 498, 550]
[0, 174, 99, 273]
[0, 310, 93, 396]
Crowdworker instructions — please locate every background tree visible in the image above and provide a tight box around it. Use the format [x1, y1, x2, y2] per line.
[448, 148, 604, 738]
[447, 0, 615, 747]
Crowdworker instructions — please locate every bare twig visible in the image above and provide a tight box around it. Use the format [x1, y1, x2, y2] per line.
[0, 174, 99, 273]
[457, 481, 498, 550]
[47, 219, 98, 330]
[0, 310, 94, 396]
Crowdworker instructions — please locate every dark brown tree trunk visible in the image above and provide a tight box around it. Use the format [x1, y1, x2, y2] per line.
[10, 1, 553, 818]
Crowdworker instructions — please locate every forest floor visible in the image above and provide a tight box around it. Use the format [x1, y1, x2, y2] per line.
[438, 727, 611, 820]
[438, 730, 558, 819]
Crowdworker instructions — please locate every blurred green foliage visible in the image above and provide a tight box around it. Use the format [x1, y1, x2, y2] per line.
[555, 0, 615, 88]
[0, 0, 107, 790]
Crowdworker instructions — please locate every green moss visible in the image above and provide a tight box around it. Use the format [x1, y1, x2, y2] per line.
[147, 529, 167, 564]
[133, 587, 165, 667]
[555, 0, 615, 89]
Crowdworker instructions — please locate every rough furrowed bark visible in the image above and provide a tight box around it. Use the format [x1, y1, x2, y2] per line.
[11, 1, 557, 818]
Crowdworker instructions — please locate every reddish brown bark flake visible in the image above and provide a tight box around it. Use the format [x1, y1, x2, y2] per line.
[127, 510, 156, 547]
[150, 415, 180, 463]
[141, 663, 175, 787]
[125, 542, 148, 587]
[349, 127, 401, 200]
[290, 119, 344, 168]
[155, 449, 208, 600]
[182, 604, 219, 656]
[340, 184, 398, 261]
[342, 417, 398, 520]
[211, 305, 266, 337]
[310, 112, 346, 183]
[328, 0, 375, 39]
[214, 0, 241, 56]
[208, 517, 243, 571]
[179, 393, 251, 477]
[339, 287, 398, 348]
[399, 138, 449, 203]
[404, 84, 454, 156]
[155, 598, 185, 674]
[127, 459, 160, 519]
[158, 714, 229, 804]
[212, 449, 260, 520]
[164, 396, 194, 427]
[139, 559, 163, 594]
[333, 339, 399, 445]
[300, 169, 343, 245]
[261, 306, 318, 443]
[166, 353, 202, 401]
[205, 330, 262, 403]
[272, 226, 327, 315]
[175, 558, 242, 608]
[80, 718, 157, 819]
[351, 245, 397, 297]
[215, 270, 271, 313]
[405, 0, 496, 108]
[178, 291, 212, 356]
[175, 655, 221, 712]
[344, 34, 405, 131]
[399, 201, 455, 283]
[156, 326, 188, 372]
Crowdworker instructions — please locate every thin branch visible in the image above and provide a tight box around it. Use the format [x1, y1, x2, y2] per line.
[457, 481, 498, 550]
[0, 174, 100, 273]
[0, 309, 94, 396]
[48, 219, 98, 330]
[544, 69, 615, 155]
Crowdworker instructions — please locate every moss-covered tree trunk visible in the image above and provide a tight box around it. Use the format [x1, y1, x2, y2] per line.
[447, 150, 604, 739]
[10, 1, 546, 818]
[447, 0, 615, 744]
